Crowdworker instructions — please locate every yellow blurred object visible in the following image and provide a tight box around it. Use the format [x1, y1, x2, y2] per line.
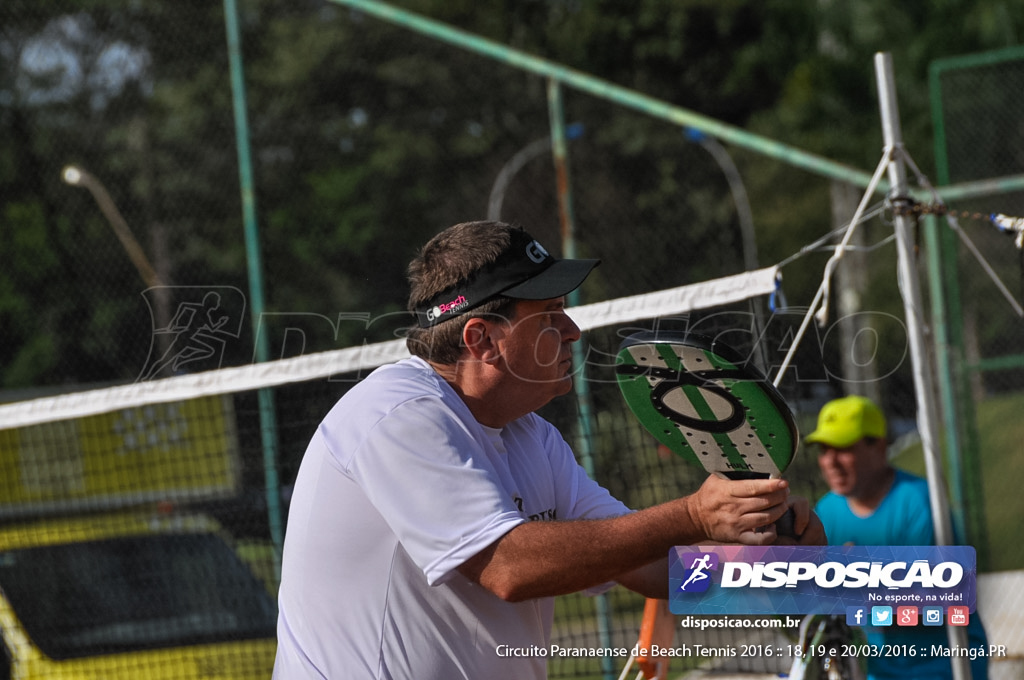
[0, 395, 239, 517]
[0, 511, 277, 679]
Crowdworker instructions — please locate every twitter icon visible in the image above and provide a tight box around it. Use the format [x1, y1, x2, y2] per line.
[871, 606, 893, 626]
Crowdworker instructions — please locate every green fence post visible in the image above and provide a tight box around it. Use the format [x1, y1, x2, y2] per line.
[223, 0, 285, 582]
[547, 78, 617, 680]
[928, 57, 993, 569]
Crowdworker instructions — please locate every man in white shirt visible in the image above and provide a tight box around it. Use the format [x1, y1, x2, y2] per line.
[274, 221, 823, 679]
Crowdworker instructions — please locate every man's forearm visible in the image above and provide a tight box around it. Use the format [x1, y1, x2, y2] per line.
[614, 559, 670, 599]
[458, 498, 702, 601]
[458, 476, 791, 601]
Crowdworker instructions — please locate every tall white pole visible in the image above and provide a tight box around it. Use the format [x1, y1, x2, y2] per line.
[874, 52, 970, 680]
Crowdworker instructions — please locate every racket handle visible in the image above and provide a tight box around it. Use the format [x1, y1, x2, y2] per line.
[775, 507, 798, 539]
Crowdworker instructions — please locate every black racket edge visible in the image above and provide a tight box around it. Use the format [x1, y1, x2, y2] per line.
[775, 508, 799, 539]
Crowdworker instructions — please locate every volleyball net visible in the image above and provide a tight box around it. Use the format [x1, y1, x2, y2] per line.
[1, 265, 843, 677]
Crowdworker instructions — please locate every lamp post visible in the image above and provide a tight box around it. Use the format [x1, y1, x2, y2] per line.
[61, 165, 164, 288]
[62, 164, 173, 373]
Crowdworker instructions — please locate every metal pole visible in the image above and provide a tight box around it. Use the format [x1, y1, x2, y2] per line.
[223, 0, 284, 582]
[487, 124, 583, 222]
[327, 0, 875, 189]
[62, 165, 175, 371]
[546, 79, 614, 680]
[921, 214, 968, 544]
[874, 52, 970, 680]
[327, 0, 1024, 202]
[683, 128, 768, 371]
[61, 165, 163, 289]
[927, 61, 989, 569]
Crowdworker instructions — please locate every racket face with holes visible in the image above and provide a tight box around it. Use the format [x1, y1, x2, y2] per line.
[616, 331, 798, 480]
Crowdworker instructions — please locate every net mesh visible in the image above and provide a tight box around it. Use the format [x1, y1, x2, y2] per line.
[929, 46, 1024, 680]
[4, 1, 1021, 676]
[0, 274, 836, 678]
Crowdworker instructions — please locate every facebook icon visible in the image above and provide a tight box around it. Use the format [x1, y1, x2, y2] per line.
[846, 606, 866, 627]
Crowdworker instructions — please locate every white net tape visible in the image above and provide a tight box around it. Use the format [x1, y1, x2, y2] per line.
[0, 267, 779, 429]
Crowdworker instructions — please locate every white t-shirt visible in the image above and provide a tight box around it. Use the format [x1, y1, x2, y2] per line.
[273, 356, 629, 680]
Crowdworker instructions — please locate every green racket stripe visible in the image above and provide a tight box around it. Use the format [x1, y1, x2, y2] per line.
[653, 342, 684, 371]
[617, 344, 753, 474]
[704, 352, 796, 474]
[654, 343, 765, 472]
[616, 338, 798, 479]
[615, 351, 706, 470]
[678, 380, 754, 472]
[654, 344, 740, 469]
[726, 378, 793, 472]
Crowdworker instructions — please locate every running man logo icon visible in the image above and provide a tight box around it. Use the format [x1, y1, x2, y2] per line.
[137, 286, 245, 381]
[679, 552, 719, 593]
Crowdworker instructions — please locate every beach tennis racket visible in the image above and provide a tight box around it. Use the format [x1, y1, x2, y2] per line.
[615, 330, 799, 534]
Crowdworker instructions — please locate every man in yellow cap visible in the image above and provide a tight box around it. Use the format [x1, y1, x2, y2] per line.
[808, 395, 900, 530]
[808, 395, 988, 680]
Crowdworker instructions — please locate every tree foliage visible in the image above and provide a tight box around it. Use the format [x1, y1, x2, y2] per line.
[1, 0, 1022, 390]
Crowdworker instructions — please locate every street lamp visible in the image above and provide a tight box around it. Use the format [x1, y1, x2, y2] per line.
[61, 164, 164, 288]
[487, 122, 585, 221]
[62, 164, 174, 377]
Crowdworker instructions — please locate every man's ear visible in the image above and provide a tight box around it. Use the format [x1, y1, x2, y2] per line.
[463, 317, 505, 363]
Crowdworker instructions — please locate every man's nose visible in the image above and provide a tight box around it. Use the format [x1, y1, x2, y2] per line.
[560, 312, 581, 342]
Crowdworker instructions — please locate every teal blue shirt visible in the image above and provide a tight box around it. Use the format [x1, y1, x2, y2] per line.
[815, 469, 988, 680]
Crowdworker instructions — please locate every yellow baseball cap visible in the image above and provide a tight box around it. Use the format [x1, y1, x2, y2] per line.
[805, 395, 887, 449]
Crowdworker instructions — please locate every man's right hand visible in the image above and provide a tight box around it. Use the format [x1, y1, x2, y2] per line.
[686, 474, 792, 545]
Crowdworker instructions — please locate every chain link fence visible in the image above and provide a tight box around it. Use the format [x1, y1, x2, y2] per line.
[929, 45, 1024, 680]
[2, 2, 1023, 678]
